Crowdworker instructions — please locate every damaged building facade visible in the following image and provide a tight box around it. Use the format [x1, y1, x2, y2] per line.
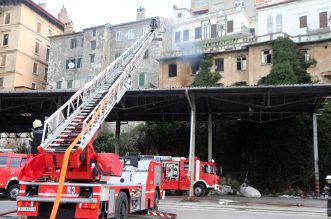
[47, 10, 172, 90]
[159, 0, 331, 88]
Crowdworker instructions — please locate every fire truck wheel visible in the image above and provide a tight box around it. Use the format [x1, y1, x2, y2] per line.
[194, 183, 206, 197]
[7, 184, 19, 201]
[153, 191, 159, 210]
[115, 192, 128, 219]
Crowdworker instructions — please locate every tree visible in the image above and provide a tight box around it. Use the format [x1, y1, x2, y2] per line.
[258, 37, 311, 85]
[191, 54, 221, 87]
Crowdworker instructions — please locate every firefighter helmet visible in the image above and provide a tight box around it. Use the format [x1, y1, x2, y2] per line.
[33, 119, 42, 129]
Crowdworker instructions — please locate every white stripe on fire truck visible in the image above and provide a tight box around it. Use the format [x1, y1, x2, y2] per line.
[38, 193, 79, 197]
[196, 160, 200, 180]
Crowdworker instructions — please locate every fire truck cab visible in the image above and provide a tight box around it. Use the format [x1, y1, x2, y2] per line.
[161, 157, 220, 197]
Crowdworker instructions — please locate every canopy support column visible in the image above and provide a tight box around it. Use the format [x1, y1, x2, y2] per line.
[313, 113, 320, 195]
[208, 113, 213, 162]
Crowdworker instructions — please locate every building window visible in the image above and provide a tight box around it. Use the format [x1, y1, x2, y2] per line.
[81, 38, 84, 47]
[215, 58, 224, 72]
[227, 20, 233, 33]
[234, 0, 245, 8]
[211, 24, 217, 38]
[320, 11, 328, 28]
[46, 48, 50, 61]
[177, 12, 182, 18]
[67, 80, 73, 88]
[236, 56, 246, 70]
[304, 49, 311, 62]
[92, 28, 96, 37]
[33, 62, 38, 74]
[1, 55, 6, 67]
[168, 64, 177, 77]
[191, 61, 200, 74]
[261, 50, 272, 64]
[4, 13, 10, 24]
[35, 42, 40, 54]
[56, 81, 62, 89]
[44, 67, 48, 80]
[0, 77, 3, 88]
[31, 83, 36, 90]
[128, 29, 135, 40]
[70, 39, 77, 49]
[90, 54, 95, 63]
[116, 31, 122, 41]
[175, 31, 181, 43]
[138, 72, 145, 87]
[143, 50, 149, 59]
[77, 57, 82, 68]
[37, 22, 41, 34]
[66, 58, 76, 69]
[195, 27, 202, 39]
[2, 33, 9, 46]
[276, 14, 282, 32]
[267, 16, 273, 33]
[183, 30, 189, 41]
[48, 29, 53, 36]
[143, 26, 149, 34]
[91, 40, 96, 50]
[115, 52, 121, 59]
[300, 16, 307, 28]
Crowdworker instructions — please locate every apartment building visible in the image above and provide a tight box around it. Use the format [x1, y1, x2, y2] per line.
[0, 0, 64, 90]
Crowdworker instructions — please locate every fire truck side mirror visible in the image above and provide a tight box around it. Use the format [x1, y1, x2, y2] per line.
[218, 166, 223, 176]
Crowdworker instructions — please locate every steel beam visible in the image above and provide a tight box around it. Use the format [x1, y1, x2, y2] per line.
[313, 113, 320, 195]
[208, 113, 213, 162]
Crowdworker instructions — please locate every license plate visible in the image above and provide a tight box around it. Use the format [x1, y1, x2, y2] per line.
[18, 207, 36, 212]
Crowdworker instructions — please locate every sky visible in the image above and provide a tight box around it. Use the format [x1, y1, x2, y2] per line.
[33, 0, 190, 31]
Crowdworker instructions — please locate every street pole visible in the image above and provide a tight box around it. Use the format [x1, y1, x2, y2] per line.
[208, 113, 212, 162]
[313, 113, 320, 196]
[187, 93, 196, 199]
[115, 116, 120, 155]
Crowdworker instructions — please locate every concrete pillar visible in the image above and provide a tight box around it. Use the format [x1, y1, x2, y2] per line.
[313, 113, 320, 195]
[115, 116, 120, 155]
[188, 95, 196, 198]
[208, 113, 213, 162]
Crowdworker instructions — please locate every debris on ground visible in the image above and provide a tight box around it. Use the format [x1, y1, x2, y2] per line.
[218, 199, 238, 205]
[239, 183, 262, 198]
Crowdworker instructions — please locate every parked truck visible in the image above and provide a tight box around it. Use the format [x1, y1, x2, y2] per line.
[16, 18, 171, 219]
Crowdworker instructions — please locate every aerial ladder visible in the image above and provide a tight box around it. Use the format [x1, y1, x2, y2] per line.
[16, 18, 175, 219]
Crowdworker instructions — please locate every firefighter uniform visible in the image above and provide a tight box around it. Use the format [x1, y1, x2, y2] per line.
[28, 119, 44, 154]
[324, 175, 331, 218]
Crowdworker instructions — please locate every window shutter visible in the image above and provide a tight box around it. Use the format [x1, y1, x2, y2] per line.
[66, 60, 70, 69]
[320, 12, 327, 28]
[77, 58, 81, 68]
[211, 24, 217, 38]
[227, 20, 233, 33]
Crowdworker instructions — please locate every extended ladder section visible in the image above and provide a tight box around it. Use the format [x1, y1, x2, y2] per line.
[41, 19, 159, 154]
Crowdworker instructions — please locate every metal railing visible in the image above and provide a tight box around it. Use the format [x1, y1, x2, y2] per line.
[41, 19, 159, 150]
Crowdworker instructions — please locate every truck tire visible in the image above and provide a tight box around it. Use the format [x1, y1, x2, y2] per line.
[115, 192, 128, 219]
[153, 191, 159, 210]
[194, 183, 206, 197]
[7, 184, 19, 201]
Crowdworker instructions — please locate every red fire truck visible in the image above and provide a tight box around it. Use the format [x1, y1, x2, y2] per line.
[16, 18, 172, 219]
[160, 157, 220, 197]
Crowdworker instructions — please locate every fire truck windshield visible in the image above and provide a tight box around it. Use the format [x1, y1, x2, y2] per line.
[202, 165, 215, 174]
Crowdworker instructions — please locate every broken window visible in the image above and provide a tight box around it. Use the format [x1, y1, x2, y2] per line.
[175, 31, 180, 43]
[183, 29, 189, 41]
[303, 49, 311, 62]
[35, 42, 40, 54]
[215, 58, 224, 72]
[70, 39, 77, 49]
[300, 16, 307, 28]
[195, 27, 202, 39]
[138, 72, 145, 86]
[2, 33, 9, 46]
[236, 56, 246, 71]
[168, 64, 177, 77]
[191, 61, 200, 74]
[261, 50, 272, 64]
[56, 81, 62, 89]
[91, 40, 96, 50]
[4, 13, 10, 25]
[33, 62, 38, 74]
[227, 20, 233, 33]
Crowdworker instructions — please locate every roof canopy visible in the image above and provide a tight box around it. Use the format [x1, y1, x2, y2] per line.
[0, 84, 330, 133]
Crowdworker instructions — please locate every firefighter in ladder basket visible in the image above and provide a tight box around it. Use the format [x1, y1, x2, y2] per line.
[28, 119, 44, 154]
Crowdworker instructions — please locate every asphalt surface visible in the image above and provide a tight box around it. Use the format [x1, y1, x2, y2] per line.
[0, 194, 328, 219]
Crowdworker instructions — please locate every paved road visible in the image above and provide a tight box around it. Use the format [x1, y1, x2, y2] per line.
[0, 195, 328, 219]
